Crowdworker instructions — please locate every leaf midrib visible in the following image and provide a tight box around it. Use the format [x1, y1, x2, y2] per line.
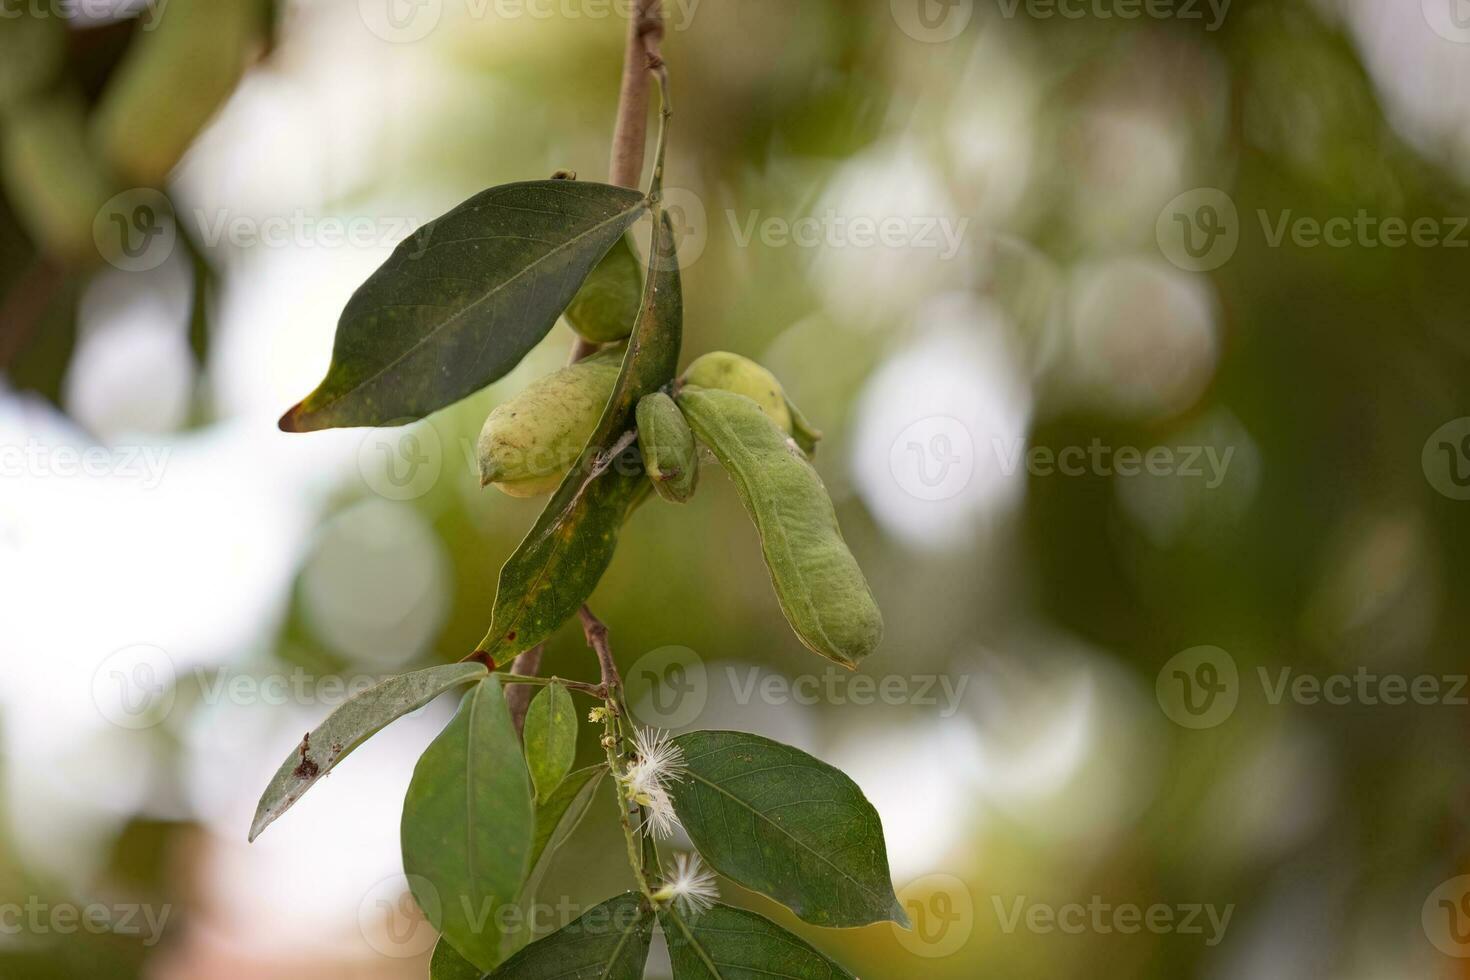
[681, 753, 886, 913]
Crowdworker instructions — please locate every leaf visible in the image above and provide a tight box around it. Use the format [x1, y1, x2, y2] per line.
[280, 181, 648, 432]
[476, 209, 683, 664]
[430, 938, 482, 980]
[522, 683, 578, 802]
[487, 892, 654, 980]
[501, 765, 610, 959]
[565, 233, 643, 342]
[660, 902, 857, 980]
[402, 676, 535, 972]
[667, 730, 906, 929]
[528, 765, 607, 877]
[249, 662, 487, 842]
[676, 387, 882, 668]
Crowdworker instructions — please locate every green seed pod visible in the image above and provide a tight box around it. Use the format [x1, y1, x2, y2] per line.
[636, 392, 698, 503]
[564, 234, 642, 343]
[92, 0, 260, 185]
[478, 347, 623, 497]
[0, 12, 66, 116]
[681, 351, 792, 434]
[1, 93, 115, 262]
[676, 385, 882, 668]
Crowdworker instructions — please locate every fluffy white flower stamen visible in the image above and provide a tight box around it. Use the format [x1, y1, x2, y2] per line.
[620, 728, 687, 839]
[654, 852, 720, 916]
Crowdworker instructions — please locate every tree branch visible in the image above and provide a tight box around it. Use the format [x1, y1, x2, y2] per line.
[510, 2, 665, 724]
[608, 0, 666, 191]
[579, 605, 622, 700]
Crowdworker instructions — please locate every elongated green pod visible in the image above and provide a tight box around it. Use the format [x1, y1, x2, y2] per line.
[676, 386, 881, 668]
[564, 233, 641, 343]
[477, 346, 623, 497]
[636, 391, 697, 503]
[92, 0, 260, 185]
[1, 93, 115, 262]
[0, 13, 66, 115]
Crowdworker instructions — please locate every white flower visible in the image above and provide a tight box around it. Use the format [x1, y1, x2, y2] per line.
[654, 852, 719, 917]
[621, 728, 686, 839]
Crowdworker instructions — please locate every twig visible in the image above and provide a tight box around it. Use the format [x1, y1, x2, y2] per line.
[579, 605, 622, 698]
[608, 0, 666, 191]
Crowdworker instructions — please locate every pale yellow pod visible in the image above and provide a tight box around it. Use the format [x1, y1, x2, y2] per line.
[681, 351, 792, 434]
[477, 347, 623, 497]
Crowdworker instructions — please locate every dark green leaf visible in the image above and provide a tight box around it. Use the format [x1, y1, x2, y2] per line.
[676, 387, 882, 668]
[280, 181, 647, 432]
[249, 662, 487, 842]
[660, 902, 857, 980]
[476, 209, 682, 663]
[565, 233, 642, 342]
[668, 731, 906, 929]
[430, 937, 482, 980]
[487, 892, 654, 980]
[403, 676, 535, 972]
[523, 683, 578, 802]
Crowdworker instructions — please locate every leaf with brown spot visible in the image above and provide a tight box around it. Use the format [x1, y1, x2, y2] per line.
[248, 662, 487, 842]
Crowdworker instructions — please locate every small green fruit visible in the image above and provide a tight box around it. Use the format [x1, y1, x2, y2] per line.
[564, 234, 642, 343]
[478, 347, 623, 496]
[636, 392, 698, 503]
